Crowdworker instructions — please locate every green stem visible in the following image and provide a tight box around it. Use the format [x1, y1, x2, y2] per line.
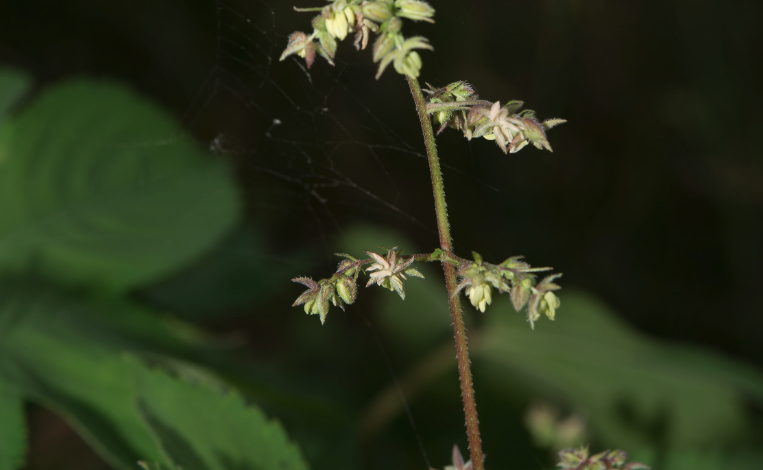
[407, 75, 485, 470]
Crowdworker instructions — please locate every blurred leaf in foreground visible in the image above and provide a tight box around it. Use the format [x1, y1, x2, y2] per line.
[0, 78, 240, 293]
[0, 286, 174, 470]
[131, 357, 310, 470]
[0, 68, 30, 125]
[0, 377, 26, 470]
[477, 290, 763, 451]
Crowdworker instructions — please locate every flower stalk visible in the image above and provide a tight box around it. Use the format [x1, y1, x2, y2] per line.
[283, 1, 566, 466]
[407, 75, 485, 470]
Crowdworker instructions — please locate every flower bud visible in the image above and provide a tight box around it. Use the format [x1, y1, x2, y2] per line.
[511, 277, 533, 312]
[303, 299, 319, 315]
[336, 277, 357, 305]
[312, 15, 326, 31]
[395, 0, 435, 23]
[326, 11, 349, 40]
[395, 50, 422, 78]
[372, 34, 395, 62]
[386, 16, 403, 33]
[521, 116, 553, 152]
[540, 291, 560, 320]
[280, 32, 309, 62]
[362, 1, 394, 22]
[344, 6, 356, 27]
[317, 31, 337, 59]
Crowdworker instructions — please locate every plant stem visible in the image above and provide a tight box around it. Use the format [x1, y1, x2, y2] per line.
[407, 75, 485, 470]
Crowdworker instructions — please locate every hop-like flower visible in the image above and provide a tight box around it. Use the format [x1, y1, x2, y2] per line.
[527, 274, 562, 329]
[426, 85, 566, 154]
[292, 254, 361, 325]
[471, 101, 526, 153]
[376, 35, 433, 79]
[395, 0, 436, 23]
[323, 0, 355, 41]
[279, 32, 316, 68]
[453, 252, 510, 312]
[362, 1, 394, 23]
[365, 247, 424, 299]
[291, 277, 330, 323]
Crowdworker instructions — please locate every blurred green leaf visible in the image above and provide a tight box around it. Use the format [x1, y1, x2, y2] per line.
[657, 449, 763, 470]
[0, 285, 182, 470]
[0, 68, 30, 124]
[0, 79, 239, 293]
[142, 225, 300, 320]
[0, 378, 26, 470]
[130, 357, 310, 470]
[476, 290, 763, 451]
[138, 462, 180, 470]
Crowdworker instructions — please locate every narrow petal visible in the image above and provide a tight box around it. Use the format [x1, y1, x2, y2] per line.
[490, 101, 501, 121]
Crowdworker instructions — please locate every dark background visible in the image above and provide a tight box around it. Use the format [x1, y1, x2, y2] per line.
[2, 0, 762, 469]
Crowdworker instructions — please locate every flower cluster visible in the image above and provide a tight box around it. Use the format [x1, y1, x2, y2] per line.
[280, 0, 435, 78]
[425, 81, 567, 154]
[558, 447, 649, 470]
[453, 252, 562, 328]
[365, 247, 424, 299]
[292, 248, 423, 324]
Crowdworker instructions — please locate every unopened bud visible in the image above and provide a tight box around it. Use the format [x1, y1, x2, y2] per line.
[372, 34, 395, 62]
[312, 15, 326, 31]
[386, 16, 403, 33]
[343, 6, 356, 27]
[336, 277, 357, 304]
[303, 299, 318, 315]
[395, 0, 435, 23]
[395, 50, 422, 78]
[362, 1, 394, 22]
[541, 291, 560, 320]
[280, 32, 309, 62]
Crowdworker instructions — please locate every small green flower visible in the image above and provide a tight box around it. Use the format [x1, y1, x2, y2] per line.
[527, 274, 562, 329]
[557, 446, 649, 470]
[375, 35, 433, 79]
[453, 252, 509, 312]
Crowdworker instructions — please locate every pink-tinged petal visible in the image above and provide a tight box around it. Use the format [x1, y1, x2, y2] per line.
[365, 251, 390, 270]
[494, 126, 508, 153]
[452, 445, 465, 470]
[370, 269, 393, 279]
[304, 42, 316, 68]
[490, 101, 501, 121]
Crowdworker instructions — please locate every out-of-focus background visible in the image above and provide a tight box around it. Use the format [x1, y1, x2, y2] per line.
[1, 0, 762, 469]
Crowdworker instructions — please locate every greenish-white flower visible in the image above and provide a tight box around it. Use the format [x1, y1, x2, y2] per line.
[465, 277, 492, 312]
[365, 248, 424, 299]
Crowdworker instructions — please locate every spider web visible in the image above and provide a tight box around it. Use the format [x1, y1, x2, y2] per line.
[176, 0, 499, 253]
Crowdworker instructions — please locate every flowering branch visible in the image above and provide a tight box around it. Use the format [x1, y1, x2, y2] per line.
[280, 0, 436, 78]
[292, 248, 561, 328]
[282, 1, 568, 468]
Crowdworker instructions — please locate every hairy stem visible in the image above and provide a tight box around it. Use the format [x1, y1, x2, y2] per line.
[407, 75, 485, 470]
